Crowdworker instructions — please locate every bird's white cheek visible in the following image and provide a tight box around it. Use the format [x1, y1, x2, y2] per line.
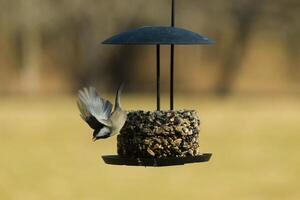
[96, 127, 111, 137]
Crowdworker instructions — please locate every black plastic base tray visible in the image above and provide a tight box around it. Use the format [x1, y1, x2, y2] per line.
[101, 153, 212, 167]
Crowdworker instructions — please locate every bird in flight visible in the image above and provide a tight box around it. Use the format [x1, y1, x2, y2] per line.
[77, 84, 127, 141]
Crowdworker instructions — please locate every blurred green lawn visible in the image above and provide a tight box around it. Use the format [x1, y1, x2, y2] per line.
[0, 95, 300, 200]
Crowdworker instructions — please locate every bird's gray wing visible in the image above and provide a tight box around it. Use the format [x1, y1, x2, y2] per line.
[77, 101, 105, 130]
[77, 87, 113, 127]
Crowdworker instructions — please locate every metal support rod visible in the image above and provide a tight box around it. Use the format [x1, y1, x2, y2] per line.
[171, 0, 175, 26]
[170, 44, 174, 110]
[170, 0, 175, 110]
[156, 44, 161, 111]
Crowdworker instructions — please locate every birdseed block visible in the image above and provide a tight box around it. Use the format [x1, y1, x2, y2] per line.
[117, 110, 201, 158]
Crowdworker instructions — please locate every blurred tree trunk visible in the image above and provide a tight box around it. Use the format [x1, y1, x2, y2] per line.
[20, 27, 42, 94]
[19, 0, 42, 94]
[216, 0, 264, 95]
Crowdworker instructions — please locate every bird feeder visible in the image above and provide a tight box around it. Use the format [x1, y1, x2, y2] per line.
[101, 0, 214, 166]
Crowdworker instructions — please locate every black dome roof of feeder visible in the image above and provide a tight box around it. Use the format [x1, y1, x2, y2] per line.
[101, 0, 213, 166]
[102, 26, 214, 45]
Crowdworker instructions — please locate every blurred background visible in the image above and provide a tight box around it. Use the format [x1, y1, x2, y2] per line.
[0, 0, 300, 200]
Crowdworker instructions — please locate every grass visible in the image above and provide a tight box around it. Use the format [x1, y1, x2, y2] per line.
[0, 95, 300, 200]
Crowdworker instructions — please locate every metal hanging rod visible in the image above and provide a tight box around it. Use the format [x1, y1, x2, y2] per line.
[156, 44, 161, 111]
[170, 0, 175, 110]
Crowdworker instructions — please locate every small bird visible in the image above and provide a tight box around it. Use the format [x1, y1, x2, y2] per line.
[77, 84, 127, 141]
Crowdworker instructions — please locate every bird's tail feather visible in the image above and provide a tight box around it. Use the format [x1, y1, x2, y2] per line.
[115, 83, 124, 110]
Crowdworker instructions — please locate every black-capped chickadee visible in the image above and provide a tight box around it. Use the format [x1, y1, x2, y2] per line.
[77, 84, 127, 141]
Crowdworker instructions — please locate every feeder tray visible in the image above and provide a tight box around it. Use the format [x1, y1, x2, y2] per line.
[102, 154, 212, 167]
[100, 0, 214, 166]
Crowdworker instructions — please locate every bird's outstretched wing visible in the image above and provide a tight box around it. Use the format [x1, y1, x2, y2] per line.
[77, 87, 113, 127]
